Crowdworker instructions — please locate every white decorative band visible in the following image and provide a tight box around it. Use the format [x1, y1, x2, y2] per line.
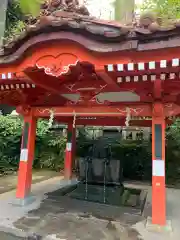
[153, 160, 165, 177]
[117, 73, 178, 83]
[20, 148, 28, 162]
[1, 72, 13, 79]
[66, 143, 72, 151]
[131, 116, 152, 120]
[0, 83, 35, 91]
[107, 58, 180, 72]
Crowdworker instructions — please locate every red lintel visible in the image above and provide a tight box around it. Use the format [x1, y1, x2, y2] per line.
[30, 103, 180, 118]
[32, 105, 151, 117]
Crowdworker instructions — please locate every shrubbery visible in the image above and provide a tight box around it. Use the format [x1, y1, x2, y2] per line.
[0, 115, 66, 174]
[1, 115, 180, 185]
[77, 122, 180, 184]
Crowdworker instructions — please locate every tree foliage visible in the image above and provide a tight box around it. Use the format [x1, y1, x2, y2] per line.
[167, 118, 180, 144]
[0, 115, 180, 184]
[5, 0, 24, 40]
[142, 0, 180, 19]
[113, 0, 135, 23]
[6, 0, 42, 31]
[5, 0, 44, 40]
[0, 115, 66, 174]
[19, 0, 43, 16]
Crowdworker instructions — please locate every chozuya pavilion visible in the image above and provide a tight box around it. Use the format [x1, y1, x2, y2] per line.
[0, 0, 180, 226]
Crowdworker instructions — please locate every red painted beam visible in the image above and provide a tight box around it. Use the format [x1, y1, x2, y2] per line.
[24, 67, 66, 94]
[32, 104, 152, 117]
[73, 119, 152, 127]
[58, 81, 153, 94]
[32, 104, 180, 118]
[54, 116, 151, 127]
[96, 68, 120, 89]
[53, 118, 173, 127]
[42, 114, 173, 127]
[164, 103, 180, 116]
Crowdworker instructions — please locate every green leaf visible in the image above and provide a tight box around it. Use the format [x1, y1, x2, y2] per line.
[19, 0, 43, 16]
[141, 0, 180, 20]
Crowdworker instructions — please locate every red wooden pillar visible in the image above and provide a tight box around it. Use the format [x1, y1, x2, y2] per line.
[72, 125, 76, 168]
[16, 115, 37, 202]
[152, 102, 166, 225]
[64, 122, 76, 180]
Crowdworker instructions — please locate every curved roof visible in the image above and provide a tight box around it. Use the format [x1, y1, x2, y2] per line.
[0, 1, 180, 119]
[1, 1, 180, 62]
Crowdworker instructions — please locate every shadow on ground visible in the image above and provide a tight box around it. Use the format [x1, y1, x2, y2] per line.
[11, 186, 144, 240]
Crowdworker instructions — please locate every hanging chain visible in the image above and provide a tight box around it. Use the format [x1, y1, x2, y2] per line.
[85, 159, 88, 200]
[73, 111, 76, 129]
[48, 109, 54, 128]
[103, 159, 107, 203]
[125, 107, 131, 127]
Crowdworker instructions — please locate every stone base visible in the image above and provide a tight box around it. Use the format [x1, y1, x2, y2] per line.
[11, 195, 36, 206]
[146, 217, 172, 233]
[60, 178, 78, 186]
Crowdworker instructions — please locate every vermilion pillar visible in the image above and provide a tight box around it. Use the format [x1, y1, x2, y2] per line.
[72, 126, 76, 172]
[64, 122, 76, 180]
[152, 103, 166, 225]
[16, 115, 37, 203]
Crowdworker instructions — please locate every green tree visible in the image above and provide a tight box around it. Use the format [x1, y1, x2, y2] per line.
[5, 0, 24, 41]
[0, 115, 66, 173]
[5, 0, 44, 42]
[0, 0, 8, 45]
[167, 118, 180, 144]
[142, 0, 180, 20]
[19, 0, 43, 16]
[113, 0, 135, 24]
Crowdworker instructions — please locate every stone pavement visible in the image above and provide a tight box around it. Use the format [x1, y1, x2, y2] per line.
[0, 178, 179, 239]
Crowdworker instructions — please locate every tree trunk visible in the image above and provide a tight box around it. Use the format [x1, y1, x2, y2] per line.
[0, 0, 8, 46]
[114, 0, 135, 25]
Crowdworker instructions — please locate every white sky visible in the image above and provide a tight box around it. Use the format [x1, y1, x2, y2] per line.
[87, 0, 143, 19]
